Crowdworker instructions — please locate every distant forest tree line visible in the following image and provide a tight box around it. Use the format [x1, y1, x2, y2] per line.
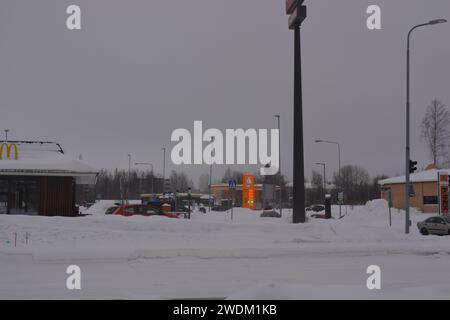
[76, 165, 387, 207]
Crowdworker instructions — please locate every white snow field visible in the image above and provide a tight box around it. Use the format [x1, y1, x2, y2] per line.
[0, 199, 449, 299]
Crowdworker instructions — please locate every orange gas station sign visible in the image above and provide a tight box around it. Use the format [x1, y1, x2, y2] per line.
[243, 174, 255, 209]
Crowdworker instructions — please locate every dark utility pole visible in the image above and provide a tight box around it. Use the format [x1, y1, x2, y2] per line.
[286, 0, 307, 223]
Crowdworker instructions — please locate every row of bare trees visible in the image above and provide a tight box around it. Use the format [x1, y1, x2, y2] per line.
[76, 169, 194, 205]
[76, 165, 387, 207]
[308, 165, 388, 205]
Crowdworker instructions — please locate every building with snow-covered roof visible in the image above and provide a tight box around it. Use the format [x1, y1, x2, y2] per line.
[0, 141, 98, 216]
[378, 165, 450, 214]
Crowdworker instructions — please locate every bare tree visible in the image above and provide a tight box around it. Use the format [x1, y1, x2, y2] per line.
[198, 173, 210, 193]
[421, 99, 450, 166]
[311, 170, 324, 189]
[221, 168, 244, 184]
[333, 165, 370, 205]
[169, 170, 192, 192]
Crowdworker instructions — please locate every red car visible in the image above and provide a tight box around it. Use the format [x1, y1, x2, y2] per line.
[110, 204, 179, 218]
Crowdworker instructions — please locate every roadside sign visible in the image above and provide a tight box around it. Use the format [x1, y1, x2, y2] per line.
[387, 190, 393, 208]
[387, 190, 393, 227]
[228, 179, 237, 221]
[338, 192, 344, 203]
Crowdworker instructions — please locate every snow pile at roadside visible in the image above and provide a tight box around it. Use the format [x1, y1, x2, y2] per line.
[1, 199, 450, 299]
[0, 199, 446, 255]
[226, 282, 450, 300]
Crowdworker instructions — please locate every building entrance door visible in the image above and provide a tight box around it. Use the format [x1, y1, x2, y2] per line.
[9, 179, 39, 215]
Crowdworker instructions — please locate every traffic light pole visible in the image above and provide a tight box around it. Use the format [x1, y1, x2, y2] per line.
[292, 25, 306, 224]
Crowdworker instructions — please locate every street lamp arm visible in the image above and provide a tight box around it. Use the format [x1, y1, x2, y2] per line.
[407, 23, 429, 48]
[315, 139, 339, 148]
[408, 20, 447, 48]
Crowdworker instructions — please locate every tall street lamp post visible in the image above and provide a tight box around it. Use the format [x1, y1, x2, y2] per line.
[128, 154, 132, 203]
[315, 139, 341, 218]
[162, 147, 166, 194]
[405, 19, 447, 234]
[208, 137, 214, 213]
[274, 115, 282, 216]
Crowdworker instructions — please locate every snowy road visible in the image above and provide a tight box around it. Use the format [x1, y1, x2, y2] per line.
[1, 200, 449, 299]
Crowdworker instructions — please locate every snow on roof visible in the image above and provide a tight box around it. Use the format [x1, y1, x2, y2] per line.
[0, 141, 98, 184]
[379, 168, 450, 185]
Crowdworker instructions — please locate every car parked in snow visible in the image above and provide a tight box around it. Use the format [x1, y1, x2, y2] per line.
[260, 209, 281, 218]
[105, 206, 119, 215]
[417, 216, 450, 235]
[306, 205, 325, 213]
[111, 204, 179, 218]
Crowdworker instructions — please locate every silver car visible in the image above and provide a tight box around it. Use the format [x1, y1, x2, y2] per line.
[417, 216, 450, 236]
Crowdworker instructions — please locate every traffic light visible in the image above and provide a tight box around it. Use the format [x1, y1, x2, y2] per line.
[409, 160, 418, 174]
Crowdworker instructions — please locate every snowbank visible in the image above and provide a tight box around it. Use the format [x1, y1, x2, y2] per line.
[226, 282, 450, 300]
[1, 199, 449, 299]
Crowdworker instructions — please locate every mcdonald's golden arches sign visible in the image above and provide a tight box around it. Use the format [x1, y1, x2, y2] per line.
[0, 143, 19, 160]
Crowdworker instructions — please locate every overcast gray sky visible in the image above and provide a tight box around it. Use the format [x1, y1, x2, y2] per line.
[1, 0, 449, 184]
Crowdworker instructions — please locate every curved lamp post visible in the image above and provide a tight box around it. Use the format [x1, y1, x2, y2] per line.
[405, 19, 447, 234]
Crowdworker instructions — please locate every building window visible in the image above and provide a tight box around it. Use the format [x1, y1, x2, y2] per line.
[423, 196, 438, 205]
[0, 179, 8, 214]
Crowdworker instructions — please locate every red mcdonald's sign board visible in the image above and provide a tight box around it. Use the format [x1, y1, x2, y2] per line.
[288, 3, 307, 30]
[286, 0, 298, 14]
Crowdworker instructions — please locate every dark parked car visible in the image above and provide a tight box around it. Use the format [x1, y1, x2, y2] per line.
[306, 205, 325, 212]
[417, 216, 450, 235]
[260, 210, 281, 218]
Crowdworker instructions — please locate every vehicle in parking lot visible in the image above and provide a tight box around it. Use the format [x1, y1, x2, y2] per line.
[306, 204, 325, 213]
[260, 209, 281, 218]
[110, 204, 179, 218]
[105, 206, 119, 215]
[417, 216, 450, 235]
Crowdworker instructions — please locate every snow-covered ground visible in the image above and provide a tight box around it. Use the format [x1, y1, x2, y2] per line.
[0, 200, 449, 299]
